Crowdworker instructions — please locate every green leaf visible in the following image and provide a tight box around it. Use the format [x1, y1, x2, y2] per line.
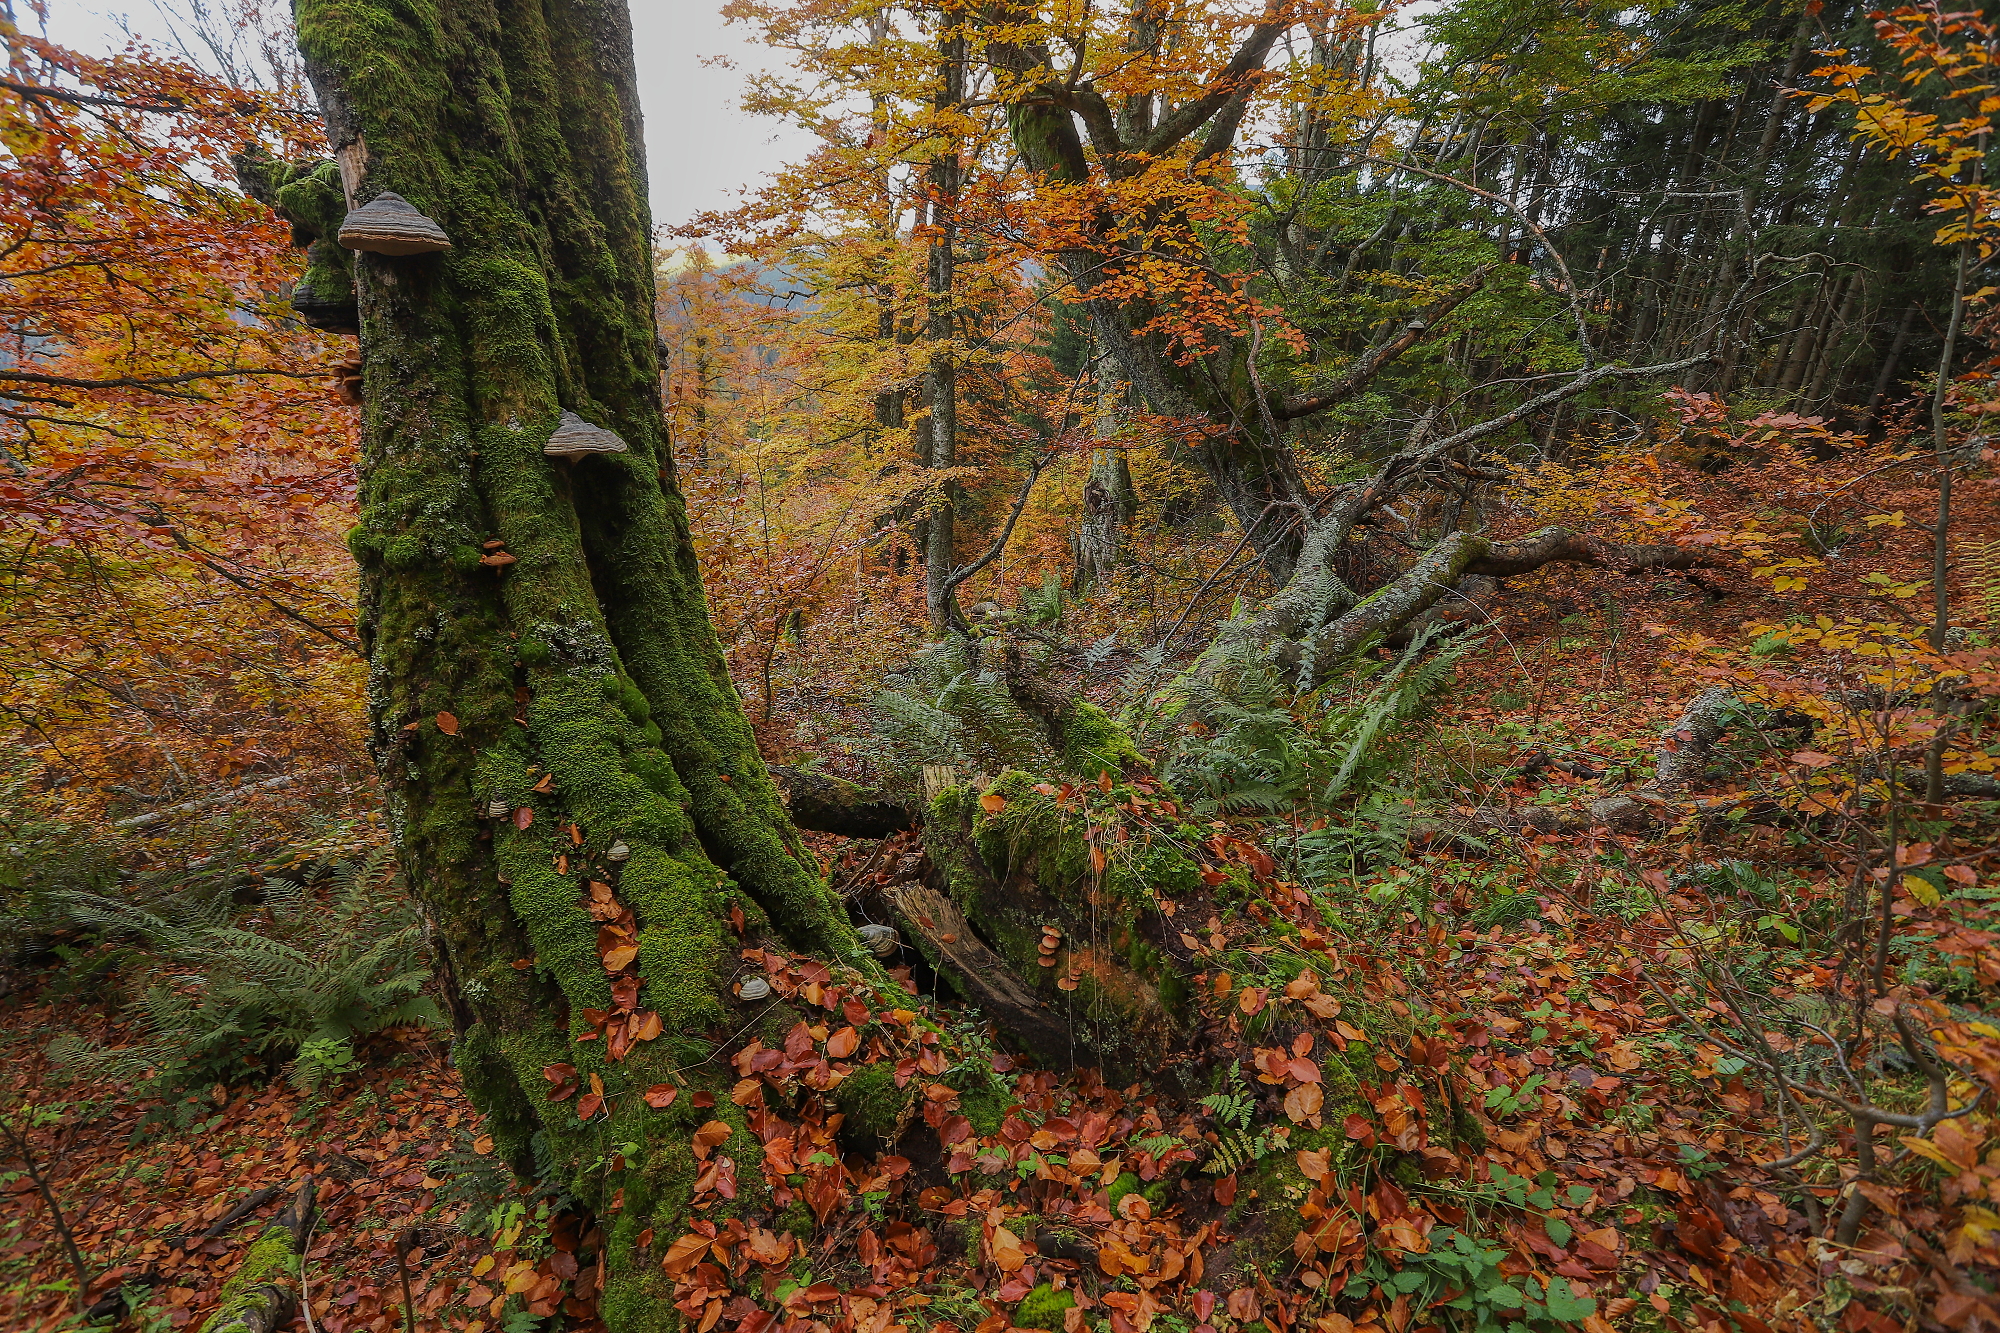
[1566, 1185, 1594, 1206]
[1544, 1218, 1573, 1247]
[1545, 1277, 1598, 1323]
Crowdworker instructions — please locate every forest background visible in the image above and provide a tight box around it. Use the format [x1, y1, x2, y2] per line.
[2, 2, 1999, 1333]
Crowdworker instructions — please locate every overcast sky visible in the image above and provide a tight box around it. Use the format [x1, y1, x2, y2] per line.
[39, 0, 811, 237]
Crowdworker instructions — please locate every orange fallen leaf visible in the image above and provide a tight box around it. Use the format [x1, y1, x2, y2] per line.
[989, 1225, 1027, 1271]
[660, 1232, 711, 1276]
[692, 1119, 733, 1158]
[642, 1084, 678, 1108]
[436, 711, 459, 734]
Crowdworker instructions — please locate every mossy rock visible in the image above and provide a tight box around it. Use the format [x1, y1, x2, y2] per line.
[960, 1083, 1010, 1137]
[834, 1063, 916, 1148]
[1013, 1283, 1077, 1331]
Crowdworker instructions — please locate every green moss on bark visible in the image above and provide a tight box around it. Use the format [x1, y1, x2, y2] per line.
[289, 4, 864, 1327]
[197, 1231, 297, 1333]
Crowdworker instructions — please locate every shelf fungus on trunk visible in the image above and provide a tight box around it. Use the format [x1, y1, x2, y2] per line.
[336, 191, 452, 256]
[544, 409, 630, 459]
[290, 247, 360, 334]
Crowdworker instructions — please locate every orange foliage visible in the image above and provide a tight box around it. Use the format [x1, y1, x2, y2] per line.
[0, 27, 366, 841]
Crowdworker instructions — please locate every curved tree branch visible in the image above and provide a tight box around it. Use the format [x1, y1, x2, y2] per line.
[1276, 264, 1496, 419]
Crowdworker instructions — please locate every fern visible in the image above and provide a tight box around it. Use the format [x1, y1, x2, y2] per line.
[47, 846, 440, 1103]
[1021, 572, 1067, 626]
[1198, 1087, 1255, 1131]
[1155, 620, 1473, 821]
[1198, 1072, 1278, 1175]
[864, 636, 1053, 773]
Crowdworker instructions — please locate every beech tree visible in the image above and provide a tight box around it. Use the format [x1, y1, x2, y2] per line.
[276, 2, 867, 1321]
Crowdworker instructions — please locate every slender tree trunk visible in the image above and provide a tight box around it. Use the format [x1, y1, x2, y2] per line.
[924, 22, 965, 632]
[1695, 8, 1816, 383]
[1866, 302, 1919, 427]
[289, 2, 863, 1322]
[1074, 354, 1137, 595]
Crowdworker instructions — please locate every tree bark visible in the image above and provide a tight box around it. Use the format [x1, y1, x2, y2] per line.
[923, 24, 966, 633]
[1074, 355, 1137, 595]
[288, 1, 864, 1321]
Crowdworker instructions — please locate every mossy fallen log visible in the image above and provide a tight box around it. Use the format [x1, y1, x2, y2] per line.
[197, 1177, 315, 1333]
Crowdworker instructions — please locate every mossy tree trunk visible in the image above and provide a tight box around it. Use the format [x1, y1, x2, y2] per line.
[286, 1, 865, 1325]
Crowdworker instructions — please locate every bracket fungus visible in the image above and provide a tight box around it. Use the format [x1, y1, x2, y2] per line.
[544, 410, 630, 459]
[337, 192, 452, 256]
[857, 924, 901, 958]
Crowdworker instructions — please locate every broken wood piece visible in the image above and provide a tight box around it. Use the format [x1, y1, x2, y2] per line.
[885, 881, 1073, 1058]
[197, 1177, 316, 1333]
[168, 1186, 280, 1252]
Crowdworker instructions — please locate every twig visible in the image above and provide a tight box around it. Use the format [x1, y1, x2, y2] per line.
[395, 1225, 418, 1333]
[299, 1218, 321, 1333]
[114, 768, 335, 830]
[0, 1109, 91, 1313]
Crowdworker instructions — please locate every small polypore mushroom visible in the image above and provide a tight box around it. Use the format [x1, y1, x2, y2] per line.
[737, 976, 772, 1001]
[605, 840, 631, 862]
[330, 357, 363, 405]
[544, 410, 629, 459]
[336, 191, 451, 256]
[857, 924, 901, 957]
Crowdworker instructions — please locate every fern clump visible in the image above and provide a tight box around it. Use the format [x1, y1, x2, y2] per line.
[864, 635, 1053, 775]
[1149, 622, 1471, 822]
[1199, 1072, 1282, 1175]
[44, 848, 439, 1115]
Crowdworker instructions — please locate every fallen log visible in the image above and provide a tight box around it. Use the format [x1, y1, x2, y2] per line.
[769, 765, 916, 838]
[198, 1177, 315, 1333]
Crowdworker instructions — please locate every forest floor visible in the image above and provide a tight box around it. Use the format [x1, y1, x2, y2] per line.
[3, 441, 1997, 1333]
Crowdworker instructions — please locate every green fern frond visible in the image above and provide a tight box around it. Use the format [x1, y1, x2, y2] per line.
[44, 844, 434, 1098]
